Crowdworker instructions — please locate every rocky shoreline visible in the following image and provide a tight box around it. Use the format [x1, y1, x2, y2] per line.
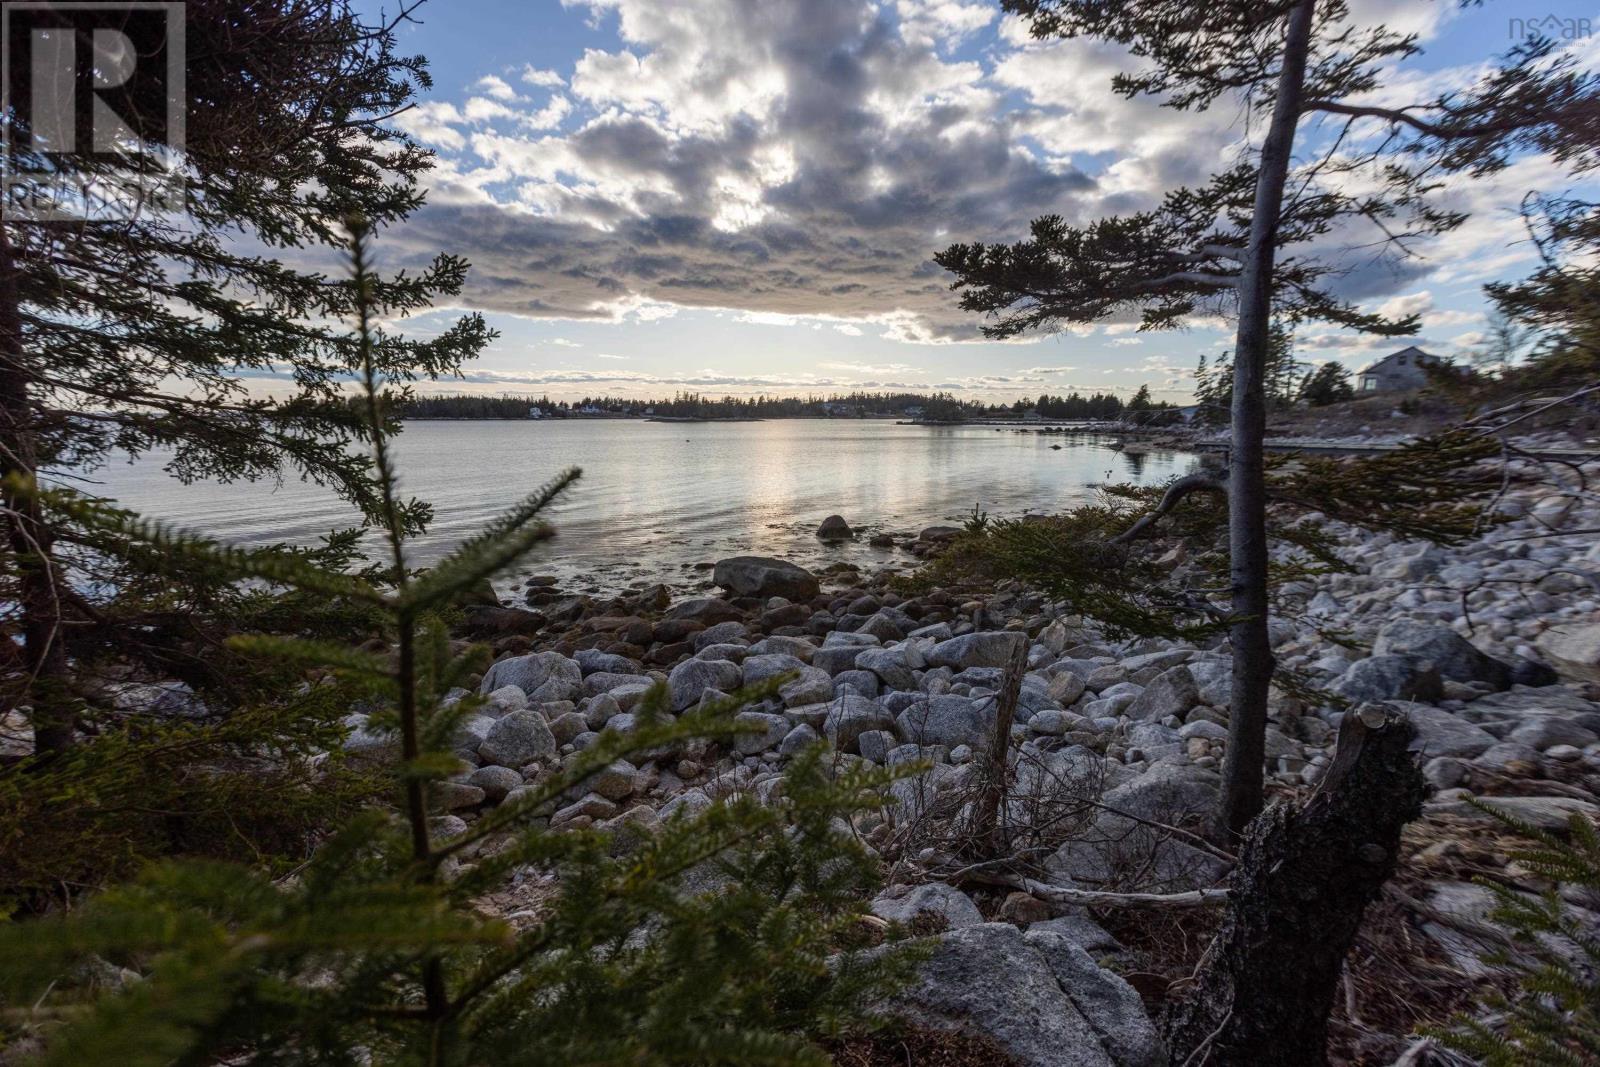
[332, 448, 1600, 1063]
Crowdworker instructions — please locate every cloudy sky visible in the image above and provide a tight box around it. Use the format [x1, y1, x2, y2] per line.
[353, 0, 1599, 403]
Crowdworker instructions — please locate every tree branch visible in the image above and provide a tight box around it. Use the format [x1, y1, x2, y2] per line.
[1303, 100, 1532, 140]
[1110, 471, 1228, 545]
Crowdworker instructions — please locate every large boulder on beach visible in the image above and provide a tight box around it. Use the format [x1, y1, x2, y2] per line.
[927, 632, 1024, 671]
[712, 556, 820, 600]
[897, 695, 991, 750]
[856, 646, 918, 690]
[1393, 701, 1499, 758]
[876, 923, 1162, 1067]
[1333, 655, 1443, 704]
[823, 694, 899, 751]
[1537, 622, 1600, 684]
[478, 710, 557, 768]
[816, 514, 854, 541]
[665, 597, 745, 625]
[1050, 761, 1225, 892]
[480, 652, 582, 699]
[668, 657, 743, 711]
[740, 653, 808, 687]
[1373, 620, 1511, 689]
[870, 884, 984, 928]
[1124, 666, 1199, 722]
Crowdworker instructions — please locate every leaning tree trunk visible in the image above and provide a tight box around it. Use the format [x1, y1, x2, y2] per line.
[1220, 0, 1317, 836]
[1165, 705, 1425, 1065]
[0, 220, 73, 755]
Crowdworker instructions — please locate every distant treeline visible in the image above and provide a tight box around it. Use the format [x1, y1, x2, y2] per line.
[399, 386, 1175, 422]
[401, 394, 540, 419]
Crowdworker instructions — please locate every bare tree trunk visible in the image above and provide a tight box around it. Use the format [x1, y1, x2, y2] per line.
[970, 634, 1028, 856]
[1165, 707, 1425, 1065]
[1221, 0, 1316, 836]
[0, 221, 73, 755]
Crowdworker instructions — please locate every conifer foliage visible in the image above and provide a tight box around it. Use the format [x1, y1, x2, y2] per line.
[0, 225, 914, 1066]
[1, 0, 492, 754]
[1433, 805, 1600, 1064]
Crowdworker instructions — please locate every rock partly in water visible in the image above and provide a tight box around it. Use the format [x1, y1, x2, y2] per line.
[711, 556, 820, 600]
[816, 514, 855, 541]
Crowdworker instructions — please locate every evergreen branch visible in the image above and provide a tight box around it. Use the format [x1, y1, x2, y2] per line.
[398, 469, 581, 614]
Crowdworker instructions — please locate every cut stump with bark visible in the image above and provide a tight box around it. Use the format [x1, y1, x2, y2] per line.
[1164, 704, 1425, 1066]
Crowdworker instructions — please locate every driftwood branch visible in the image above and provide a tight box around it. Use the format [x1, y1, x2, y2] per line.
[968, 871, 1230, 910]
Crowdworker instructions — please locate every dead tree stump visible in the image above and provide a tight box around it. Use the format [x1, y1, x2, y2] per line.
[968, 633, 1028, 858]
[1164, 704, 1425, 1065]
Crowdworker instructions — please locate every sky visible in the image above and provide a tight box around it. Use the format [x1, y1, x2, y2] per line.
[345, 0, 1600, 404]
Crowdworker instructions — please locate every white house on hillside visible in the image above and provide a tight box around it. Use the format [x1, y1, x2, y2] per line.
[1357, 346, 1448, 393]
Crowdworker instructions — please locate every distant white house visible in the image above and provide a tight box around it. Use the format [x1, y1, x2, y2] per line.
[528, 406, 544, 419]
[903, 405, 924, 418]
[1357, 346, 1449, 393]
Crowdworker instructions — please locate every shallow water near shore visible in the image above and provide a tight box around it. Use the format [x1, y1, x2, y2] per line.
[85, 419, 1197, 596]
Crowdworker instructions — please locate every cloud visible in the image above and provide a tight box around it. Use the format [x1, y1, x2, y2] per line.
[474, 74, 520, 101]
[894, 0, 996, 51]
[521, 66, 567, 88]
[378, 0, 1535, 347]
[818, 360, 917, 373]
[393, 101, 467, 151]
[377, 0, 1105, 342]
[1373, 291, 1433, 320]
[524, 95, 573, 130]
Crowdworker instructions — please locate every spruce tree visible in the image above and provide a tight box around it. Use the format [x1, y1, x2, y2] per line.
[0, 224, 916, 1066]
[1300, 362, 1354, 406]
[0, 0, 489, 754]
[1486, 193, 1600, 388]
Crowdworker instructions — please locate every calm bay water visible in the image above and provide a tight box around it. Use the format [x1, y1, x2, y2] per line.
[85, 420, 1195, 596]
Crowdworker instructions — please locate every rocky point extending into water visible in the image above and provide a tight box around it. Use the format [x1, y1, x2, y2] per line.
[325, 448, 1600, 1064]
